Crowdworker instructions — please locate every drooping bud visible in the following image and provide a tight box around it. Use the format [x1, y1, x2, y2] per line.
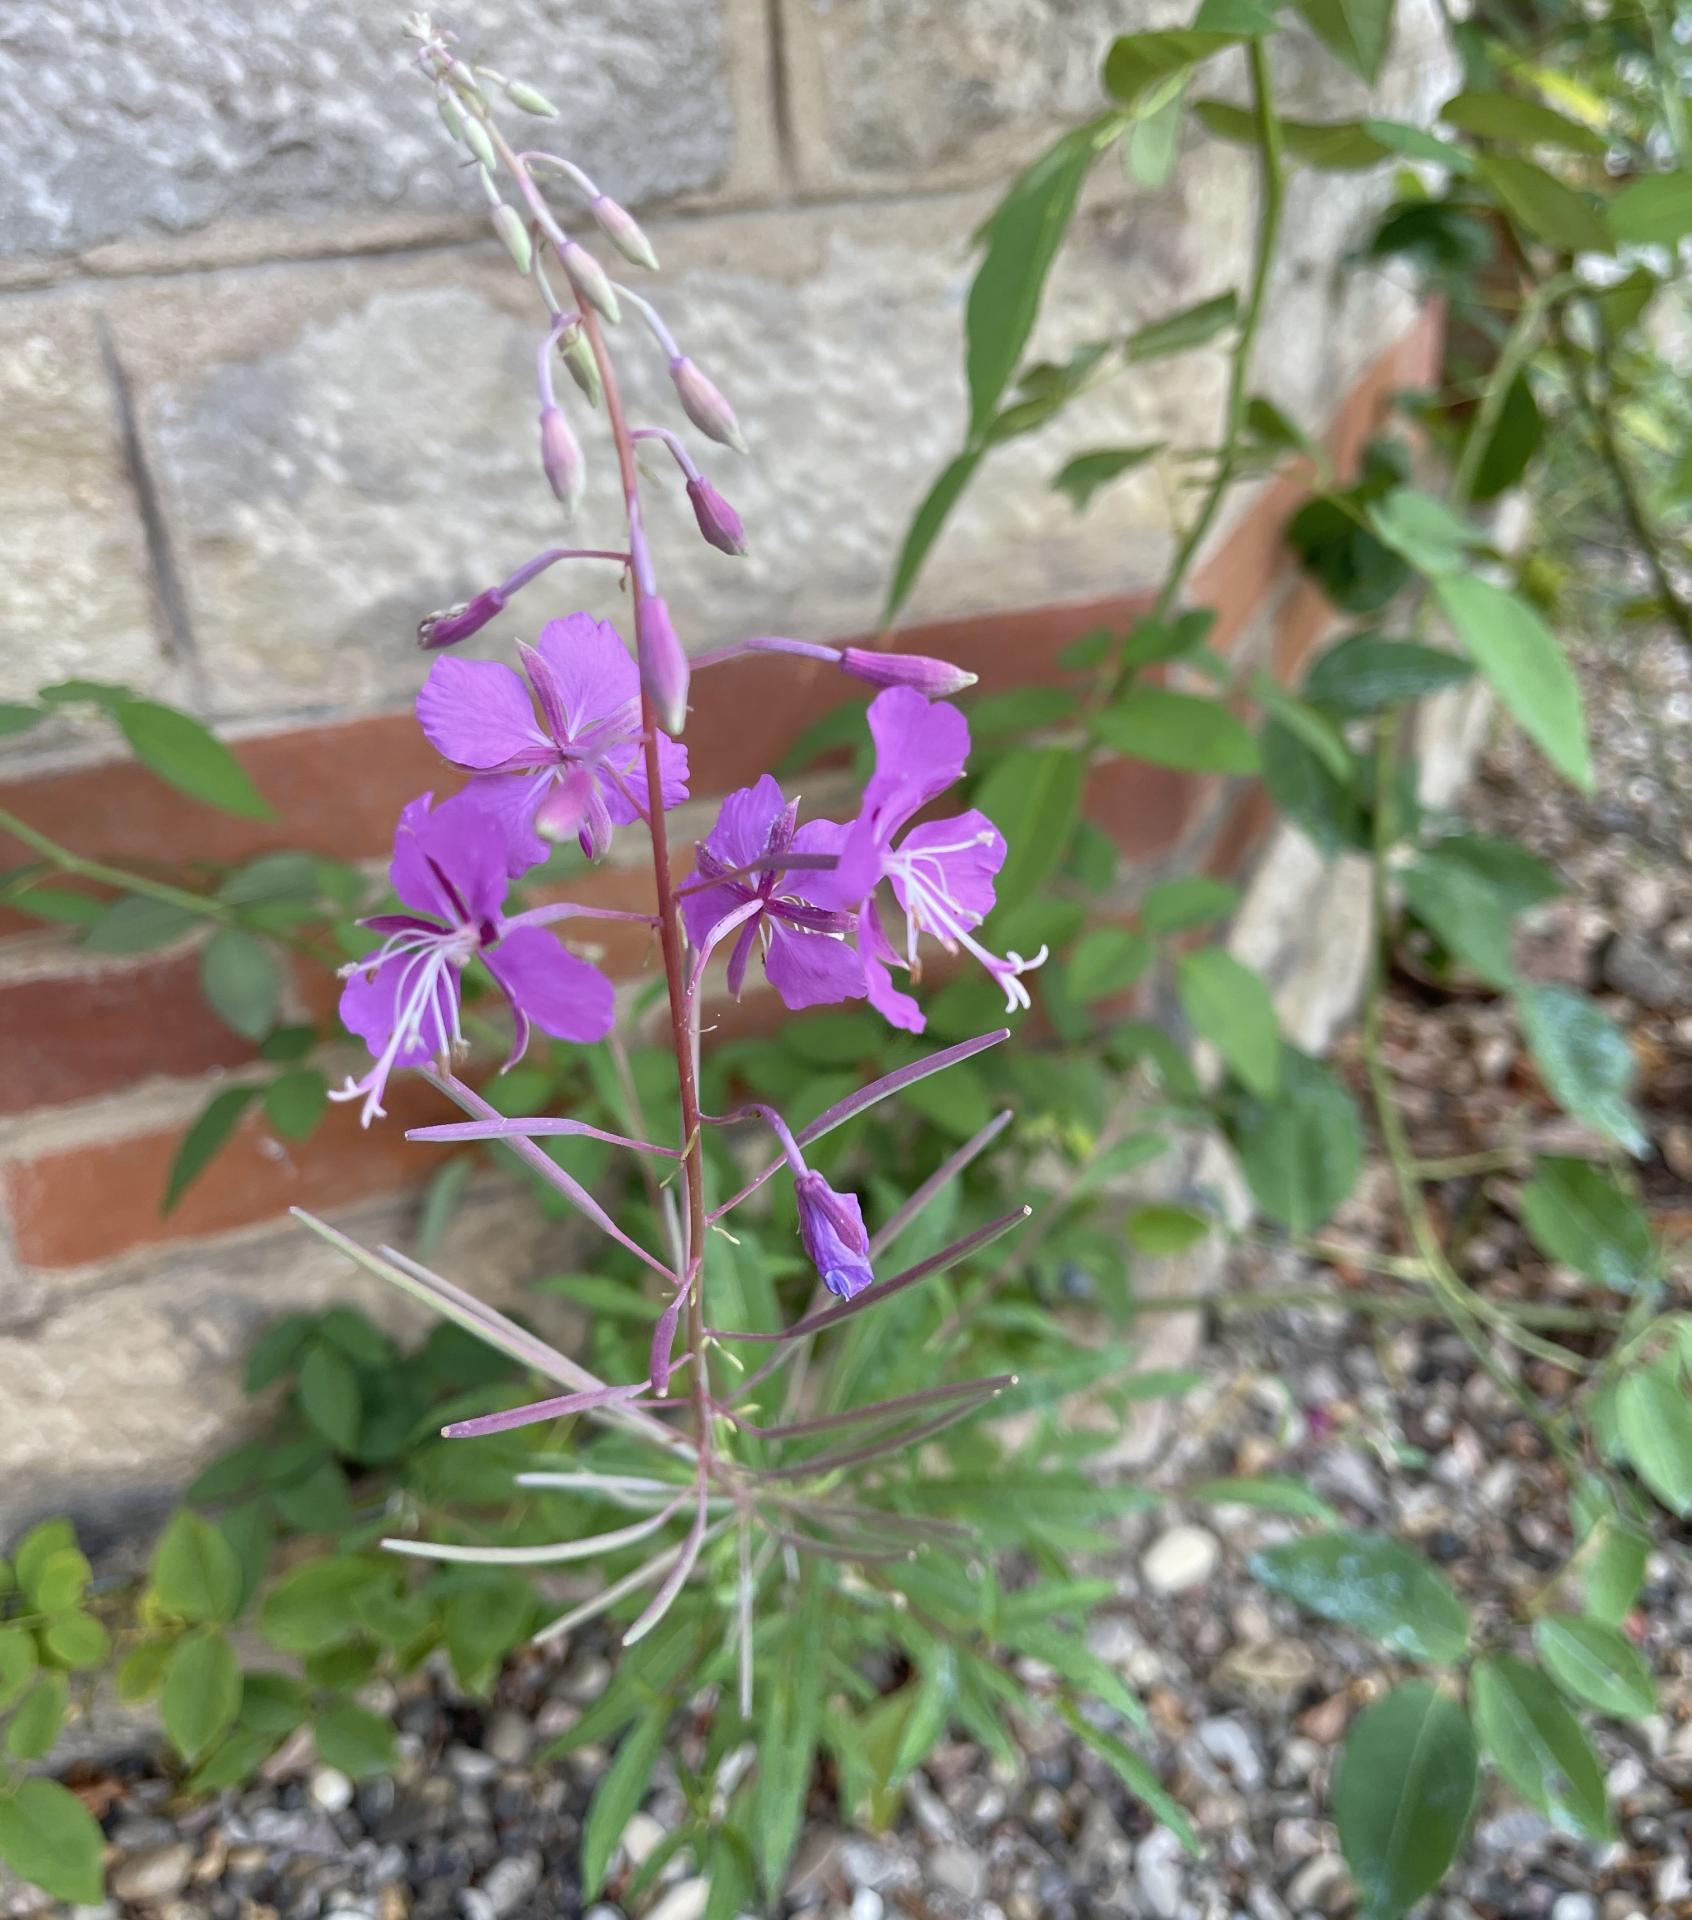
[686, 476, 748, 557]
[794, 1170, 875, 1301]
[491, 203, 533, 273]
[839, 647, 978, 699]
[561, 242, 619, 323]
[557, 325, 602, 408]
[670, 355, 747, 454]
[504, 80, 559, 117]
[538, 406, 585, 514]
[461, 115, 497, 172]
[636, 594, 689, 735]
[589, 193, 659, 272]
[417, 586, 507, 650]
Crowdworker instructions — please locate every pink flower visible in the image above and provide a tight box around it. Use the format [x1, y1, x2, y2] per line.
[417, 614, 689, 873]
[333, 793, 614, 1126]
[819, 687, 1044, 1033]
[681, 775, 862, 1010]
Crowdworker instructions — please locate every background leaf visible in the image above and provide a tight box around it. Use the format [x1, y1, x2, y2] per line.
[114, 699, 274, 820]
[1334, 1683, 1477, 1920]
[1095, 689, 1261, 773]
[161, 1629, 241, 1762]
[1251, 1530, 1470, 1662]
[0, 1779, 106, 1905]
[1226, 1046, 1362, 1232]
[976, 747, 1085, 913]
[201, 928, 283, 1040]
[1433, 576, 1591, 790]
[1533, 1616, 1655, 1719]
[1176, 948, 1281, 1099]
[1517, 985, 1646, 1155]
[1518, 1157, 1653, 1291]
[1470, 1655, 1611, 1839]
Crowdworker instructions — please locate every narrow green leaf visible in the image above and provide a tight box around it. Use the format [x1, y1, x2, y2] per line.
[1519, 1157, 1654, 1291]
[1471, 1655, 1612, 1840]
[1251, 1530, 1470, 1663]
[1227, 1045, 1362, 1232]
[200, 928, 283, 1039]
[1517, 984, 1646, 1155]
[1401, 856, 1516, 988]
[967, 118, 1123, 438]
[1140, 876, 1239, 934]
[1368, 489, 1475, 575]
[884, 449, 984, 623]
[1533, 1616, 1654, 1719]
[1176, 948, 1280, 1099]
[1060, 1704, 1200, 1855]
[264, 1067, 328, 1140]
[1067, 927, 1153, 1002]
[1102, 31, 1244, 113]
[296, 1343, 362, 1454]
[0, 1778, 106, 1905]
[1441, 89, 1607, 153]
[975, 746, 1085, 914]
[1095, 688, 1260, 773]
[581, 1707, 667, 1898]
[161, 1628, 241, 1762]
[1052, 444, 1163, 510]
[1304, 635, 1473, 714]
[1334, 1683, 1477, 1920]
[1289, 0, 1396, 82]
[1191, 1476, 1341, 1522]
[83, 893, 201, 954]
[1125, 291, 1239, 361]
[757, 1573, 824, 1890]
[164, 1086, 258, 1213]
[1478, 154, 1611, 253]
[1616, 1360, 1692, 1515]
[1608, 170, 1692, 246]
[1433, 575, 1590, 790]
[115, 699, 274, 819]
[0, 703, 44, 737]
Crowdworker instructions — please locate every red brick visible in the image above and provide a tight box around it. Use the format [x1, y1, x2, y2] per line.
[0, 950, 255, 1117]
[3, 1074, 462, 1271]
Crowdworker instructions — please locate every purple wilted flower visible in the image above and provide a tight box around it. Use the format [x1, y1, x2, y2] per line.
[417, 613, 688, 874]
[820, 687, 1045, 1033]
[795, 1169, 874, 1300]
[681, 775, 862, 1009]
[332, 792, 614, 1126]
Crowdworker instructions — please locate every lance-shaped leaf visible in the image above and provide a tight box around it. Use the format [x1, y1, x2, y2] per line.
[290, 1210, 678, 1451]
[712, 1206, 1031, 1344]
[535, 1525, 729, 1646]
[728, 1374, 1016, 1442]
[422, 1072, 679, 1280]
[710, 1030, 1010, 1219]
[758, 1387, 1013, 1482]
[383, 1492, 689, 1565]
[624, 1478, 710, 1645]
[441, 1378, 655, 1440]
[408, 1115, 683, 1156]
[870, 1110, 1013, 1256]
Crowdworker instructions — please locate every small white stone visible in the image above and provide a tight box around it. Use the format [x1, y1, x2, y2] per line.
[928, 1844, 985, 1901]
[850, 1890, 885, 1920]
[1141, 1524, 1221, 1594]
[646, 1880, 709, 1920]
[308, 1766, 354, 1813]
[620, 1809, 666, 1868]
[1550, 1894, 1598, 1920]
[1133, 1827, 1187, 1919]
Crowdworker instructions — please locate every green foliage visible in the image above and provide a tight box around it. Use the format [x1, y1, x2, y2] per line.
[1533, 1615, 1655, 1719]
[1470, 1655, 1612, 1839]
[0, 1780, 106, 1906]
[1251, 1530, 1471, 1663]
[1518, 1158, 1654, 1291]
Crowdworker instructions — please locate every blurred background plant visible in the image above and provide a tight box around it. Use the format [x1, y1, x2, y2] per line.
[2, 0, 1690, 1910]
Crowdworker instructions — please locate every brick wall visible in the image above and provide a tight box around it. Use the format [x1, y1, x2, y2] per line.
[0, 0, 1456, 1525]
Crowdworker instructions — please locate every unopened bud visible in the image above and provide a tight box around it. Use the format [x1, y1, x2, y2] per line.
[538, 406, 585, 514]
[686, 476, 748, 557]
[561, 242, 619, 323]
[461, 115, 497, 172]
[670, 355, 746, 454]
[437, 93, 464, 142]
[491, 203, 532, 273]
[418, 585, 507, 650]
[589, 193, 659, 271]
[637, 594, 689, 735]
[504, 80, 558, 117]
[839, 647, 978, 699]
[558, 326, 602, 408]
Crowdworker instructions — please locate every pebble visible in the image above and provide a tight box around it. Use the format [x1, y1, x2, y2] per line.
[1133, 1827, 1187, 1919]
[1283, 1853, 1351, 1914]
[309, 1766, 355, 1813]
[1196, 1716, 1265, 1791]
[482, 1709, 533, 1768]
[849, 1892, 884, 1920]
[646, 1880, 709, 1920]
[620, 1810, 666, 1867]
[1550, 1896, 1599, 1920]
[445, 1744, 500, 1784]
[929, 1844, 986, 1901]
[477, 1854, 541, 1919]
[1141, 1524, 1221, 1594]
[109, 1845, 196, 1904]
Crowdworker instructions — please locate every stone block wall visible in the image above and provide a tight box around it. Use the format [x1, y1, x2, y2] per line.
[0, 0, 1457, 1527]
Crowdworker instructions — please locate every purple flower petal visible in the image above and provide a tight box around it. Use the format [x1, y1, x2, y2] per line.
[702, 774, 789, 870]
[531, 613, 639, 732]
[858, 903, 923, 1032]
[339, 955, 456, 1071]
[417, 657, 547, 770]
[890, 808, 1005, 932]
[483, 923, 616, 1046]
[680, 879, 747, 953]
[461, 770, 554, 879]
[413, 791, 510, 927]
[795, 1170, 875, 1300]
[765, 923, 865, 1010]
[607, 731, 689, 825]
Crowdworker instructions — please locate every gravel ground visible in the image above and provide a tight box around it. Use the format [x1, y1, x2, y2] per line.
[14, 627, 1692, 1920]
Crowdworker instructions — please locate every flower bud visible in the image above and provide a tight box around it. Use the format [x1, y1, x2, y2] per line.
[670, 355, 747, 454]
[491, 203, 532, 274]
[557, 326, 602, 408]
[561, 242, 619, 323]
[538, 406, 585, 514]
[686, 476, 748, 557]
[794, 1170, 874, 1301]
[436, 94, 464, 142]
[418, 586, 506, 650]
[504, 80, 558, 117]
[839, 647, 978, 699]
[637, 594, 689, 735]
[461, 115, 497, 171]
[589, 193, 659, 271]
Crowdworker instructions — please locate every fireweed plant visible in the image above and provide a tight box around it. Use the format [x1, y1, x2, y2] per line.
[2, 1, 1690, 1911]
